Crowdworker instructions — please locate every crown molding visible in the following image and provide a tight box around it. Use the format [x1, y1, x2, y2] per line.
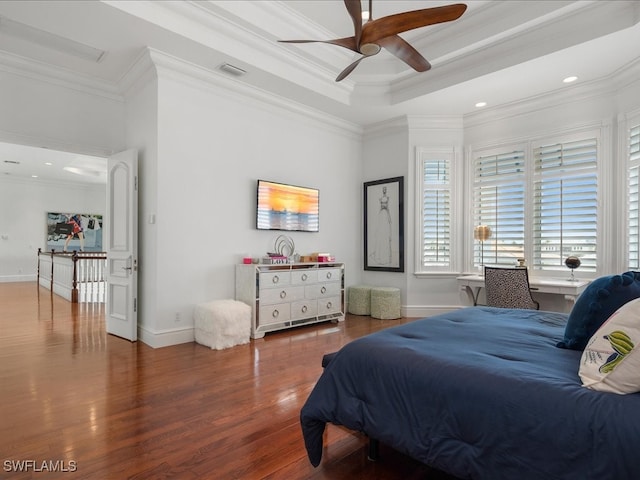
[117, 47, 158, 100]
[0, 50, 121, 101]
[389, 0, 640, 105]
[104, 0, 355, 106]
[0, 128, 118, 159]
[0, 174, 106, 189]
[464, 59, 640, 129]
[132, 47, 362, 140]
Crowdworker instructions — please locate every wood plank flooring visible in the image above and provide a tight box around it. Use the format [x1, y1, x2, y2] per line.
[0, 282, 457, 479]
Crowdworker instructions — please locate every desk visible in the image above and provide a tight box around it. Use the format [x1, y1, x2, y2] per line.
[457, 274, 590, 308]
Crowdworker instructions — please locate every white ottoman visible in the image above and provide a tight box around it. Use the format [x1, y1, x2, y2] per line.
[194, 299, 251, 350]
[348, 285, 372, 315]
[370, 287, 401, 320]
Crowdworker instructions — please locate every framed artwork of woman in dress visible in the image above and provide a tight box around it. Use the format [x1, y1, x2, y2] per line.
[364, 176, 404, 272]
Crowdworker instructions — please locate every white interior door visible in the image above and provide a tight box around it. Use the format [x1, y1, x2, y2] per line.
[106, 149, 138, 341]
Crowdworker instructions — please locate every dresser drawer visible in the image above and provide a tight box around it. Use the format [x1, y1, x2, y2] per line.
[291, 269, 318, 285]
[259, 303, 290, 325]
[259, 270, 290, 288]
[318, 296, 341, 316]
[290, 299, 318, 320]
[317, 268, 341, 283]
[306, 281, 341, 298]
[260, 285, 305, 305]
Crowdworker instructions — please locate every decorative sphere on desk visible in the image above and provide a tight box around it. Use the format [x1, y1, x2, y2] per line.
[565, 256, 581, 269]
[565, 256, 581, 281]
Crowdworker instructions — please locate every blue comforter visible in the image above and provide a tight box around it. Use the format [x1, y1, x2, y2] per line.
[300, 307, 640, 479]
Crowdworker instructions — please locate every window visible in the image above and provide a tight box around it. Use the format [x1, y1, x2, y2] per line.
[416, 148, 456, 272]
[473, 150, 525, 266]
[471, 134, 599, 273]
[533, 138, 598, 271]
[629, 124, 640, 269]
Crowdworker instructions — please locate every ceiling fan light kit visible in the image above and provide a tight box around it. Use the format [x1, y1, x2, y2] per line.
[279, 0, 467, 82]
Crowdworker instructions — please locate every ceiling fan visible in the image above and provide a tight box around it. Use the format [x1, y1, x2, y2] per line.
[279, 0, 467, 82]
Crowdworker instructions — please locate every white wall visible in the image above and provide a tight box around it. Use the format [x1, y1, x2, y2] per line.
[361, 63, 640, 317]
[4, 44, 638, 344]
[361, 116, 465, 318]
[125, 51, 364, 346]
[122, 55, 160, 342]
[0, 56, 125, 154]
[360, 121, 409, 295]
[0, 65, 121, 283]
[0, 177, 106, 281]
[1, 50, 365, 347]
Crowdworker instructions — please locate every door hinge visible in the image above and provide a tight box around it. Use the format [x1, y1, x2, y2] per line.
[135, 176, 138, 191]
[134, 298, 137, 313]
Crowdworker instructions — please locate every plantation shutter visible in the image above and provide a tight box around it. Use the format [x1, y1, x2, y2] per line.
[421, 158, 451, 268]
[473, 151, 525, 266]
[533, 138, 598, 271]
[629, 124, 640, 269]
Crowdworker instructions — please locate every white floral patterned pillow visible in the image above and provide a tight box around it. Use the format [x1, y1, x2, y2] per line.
[579, 297, 640, 394]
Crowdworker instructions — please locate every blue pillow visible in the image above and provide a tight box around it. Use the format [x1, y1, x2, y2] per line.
[557, 271, 640, 350]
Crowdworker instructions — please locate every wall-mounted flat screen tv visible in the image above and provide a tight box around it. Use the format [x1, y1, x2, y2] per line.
[256, 180, 319, 232]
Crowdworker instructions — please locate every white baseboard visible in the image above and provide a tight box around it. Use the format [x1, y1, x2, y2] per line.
[137, 307, 467, 347]
[0, 274, 36, 283]
[402, 305, 463, 319]
[138, 325, 195, 348]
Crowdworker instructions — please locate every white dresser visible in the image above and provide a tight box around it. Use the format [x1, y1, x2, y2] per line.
[235, 262, 345, 339]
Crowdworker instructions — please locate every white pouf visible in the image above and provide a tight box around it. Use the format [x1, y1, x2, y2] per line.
[194, 299, 251, 350]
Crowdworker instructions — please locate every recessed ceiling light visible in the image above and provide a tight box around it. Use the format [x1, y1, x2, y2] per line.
[44, 162, 52, 166]
[563, 76, 578, 83]
[31, 175, 38, 178]
[475, 102, 487, 108]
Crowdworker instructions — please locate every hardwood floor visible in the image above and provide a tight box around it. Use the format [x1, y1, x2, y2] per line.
[0, 282, 457, 479]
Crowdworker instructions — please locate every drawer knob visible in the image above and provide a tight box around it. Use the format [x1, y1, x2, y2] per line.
[321, 286, 327, 294]
[301, 273, 308, 281]
[272, 309, 279, 318]
[326, 302, 332, 309]
[301, 305, 308, 313]
[280, 290, 287, 299]
[326, 272, 332, 279]
[272, 275, 279, 284]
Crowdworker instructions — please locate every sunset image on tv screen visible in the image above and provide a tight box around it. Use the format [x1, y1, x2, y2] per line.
[257, 180, 319, 232]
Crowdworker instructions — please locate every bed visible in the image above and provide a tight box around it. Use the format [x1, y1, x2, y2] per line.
[300, 306, 640, 479]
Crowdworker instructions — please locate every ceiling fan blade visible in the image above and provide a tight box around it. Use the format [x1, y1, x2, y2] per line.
[336, 56, 365, 82]
[361, 4, 467, 45]
[344, 0, 362, 47]
[377, 35, 431, 72]
[278, 36, 358, 53]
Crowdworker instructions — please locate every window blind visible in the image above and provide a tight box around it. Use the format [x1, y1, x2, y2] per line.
[533, 138, 598, 271]
[629, 124, 640, 269]
[421, 158, 451, 267]
[473, 151, 525, 266]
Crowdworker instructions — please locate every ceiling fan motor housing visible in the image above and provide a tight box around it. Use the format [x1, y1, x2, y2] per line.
[360, 43, 381, 56]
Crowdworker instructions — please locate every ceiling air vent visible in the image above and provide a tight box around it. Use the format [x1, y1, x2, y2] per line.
[219, 63, 246, 77]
